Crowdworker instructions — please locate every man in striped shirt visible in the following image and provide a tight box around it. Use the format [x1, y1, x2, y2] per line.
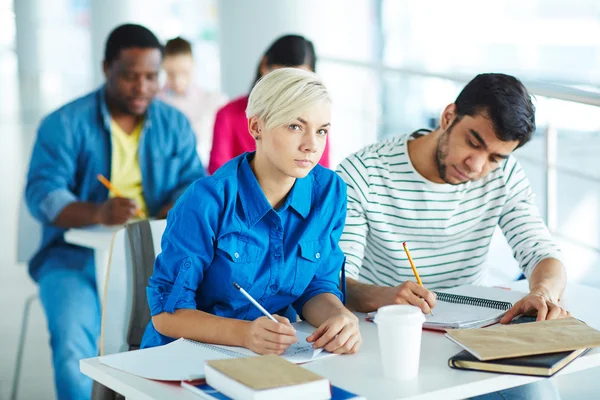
[337, 73, 569, 324]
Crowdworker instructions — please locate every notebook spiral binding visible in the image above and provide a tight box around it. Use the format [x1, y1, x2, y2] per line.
[183, 339, 247, 358]
[434, 292, 512, 311]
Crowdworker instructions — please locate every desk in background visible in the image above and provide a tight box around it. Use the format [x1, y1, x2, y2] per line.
[80, 281, 600, 400]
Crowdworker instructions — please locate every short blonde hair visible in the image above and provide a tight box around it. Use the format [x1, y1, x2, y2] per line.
[246, 68, 331, 131]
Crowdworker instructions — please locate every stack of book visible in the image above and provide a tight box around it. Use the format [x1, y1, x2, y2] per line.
[446, 317, 600, 376]
[182, 355, 364, 400]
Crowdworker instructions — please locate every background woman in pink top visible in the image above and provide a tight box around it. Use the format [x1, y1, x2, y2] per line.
[208, 34, 330, 174]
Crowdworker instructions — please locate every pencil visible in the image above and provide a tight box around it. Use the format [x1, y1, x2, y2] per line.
[403, 242, 433, 316]
[233, 282, 279, 323]
[97, 174, 146, 219]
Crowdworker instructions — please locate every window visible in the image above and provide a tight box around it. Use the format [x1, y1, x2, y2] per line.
[322, 0, 600, 279]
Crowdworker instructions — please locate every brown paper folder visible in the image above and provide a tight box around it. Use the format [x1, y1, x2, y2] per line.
[445, 317, 600, 361]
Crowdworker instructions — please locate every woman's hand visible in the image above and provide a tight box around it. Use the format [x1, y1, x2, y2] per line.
[307, 313, 362, 354]
[243, 315, 298, 355]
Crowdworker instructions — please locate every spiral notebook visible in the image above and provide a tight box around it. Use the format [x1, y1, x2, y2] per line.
[97, 330, 334, 381]
[426, 285, 526, 330]
[368, 285, 527, 330]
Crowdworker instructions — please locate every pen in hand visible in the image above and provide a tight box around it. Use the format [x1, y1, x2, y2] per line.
[97, 174, 146, 219]
[403, 242, 434, 316]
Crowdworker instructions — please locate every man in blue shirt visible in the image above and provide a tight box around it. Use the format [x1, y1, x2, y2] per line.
[25, 24, 204, 400]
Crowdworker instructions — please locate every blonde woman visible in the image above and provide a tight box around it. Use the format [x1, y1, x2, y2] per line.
[141, 68, 361, 355]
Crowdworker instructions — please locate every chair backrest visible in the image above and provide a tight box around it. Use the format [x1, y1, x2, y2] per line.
[100, 219, 167, 356]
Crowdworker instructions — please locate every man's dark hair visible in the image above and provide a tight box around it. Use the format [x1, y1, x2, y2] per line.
[164, 37, 193, 57]
[104, 24, 163, 65]
[453, 73, 536, 148]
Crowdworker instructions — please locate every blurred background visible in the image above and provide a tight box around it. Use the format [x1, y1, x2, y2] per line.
[1, 0, 599, 398]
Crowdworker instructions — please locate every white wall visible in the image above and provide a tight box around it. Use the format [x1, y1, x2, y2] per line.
[217, 0, 326, 98]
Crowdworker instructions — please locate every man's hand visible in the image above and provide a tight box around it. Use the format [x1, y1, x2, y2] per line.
[307, 313, 361, 354]
[378, 281, 437, 314]
[156, 203, 174, 220]
[500, 291, 570, 324]
[242, 315, 298, 355]
[95, 197, 138, 225]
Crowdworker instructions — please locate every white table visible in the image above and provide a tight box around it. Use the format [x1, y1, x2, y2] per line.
[80, 281, 600, 400]
[64, 225, 122, 302]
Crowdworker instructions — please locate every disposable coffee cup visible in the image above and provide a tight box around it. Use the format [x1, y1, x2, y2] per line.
[374, 304, 426, 380]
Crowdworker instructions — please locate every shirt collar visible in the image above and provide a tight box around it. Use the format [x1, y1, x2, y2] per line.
[98, 86, 112, 132]
[237, 153, 312, 228]
[282, 172, 312, 219]
[237, 153, 273, 228]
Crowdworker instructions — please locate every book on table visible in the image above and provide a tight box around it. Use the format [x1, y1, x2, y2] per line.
[445, 317, 600, 361]
[182, 379, 365, 399]
[448, 348, 590, 377]
[204, 354, 331, 400]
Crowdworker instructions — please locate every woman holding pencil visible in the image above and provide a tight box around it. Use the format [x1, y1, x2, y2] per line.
[140, 68, 361, 355]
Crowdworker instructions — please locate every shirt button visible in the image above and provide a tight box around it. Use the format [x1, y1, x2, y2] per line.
[315, 252, 321, 259]
[234, 252, 240, 259]
[270, 284, 278, 291]
[274, 253, 281, 260]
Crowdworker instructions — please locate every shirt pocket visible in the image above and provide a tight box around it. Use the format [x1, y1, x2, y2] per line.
[291, 238, 331, 296]
[214, 234, 263, 293]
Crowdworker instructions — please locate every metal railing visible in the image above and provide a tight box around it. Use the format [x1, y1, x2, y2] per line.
[321, 56, 600, 254]
[320, 57, 600, 107]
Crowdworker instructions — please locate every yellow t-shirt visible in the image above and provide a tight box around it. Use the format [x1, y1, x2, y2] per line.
[109, 119, 148, 216]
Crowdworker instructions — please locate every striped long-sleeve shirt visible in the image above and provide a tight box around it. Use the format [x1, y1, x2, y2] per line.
[336, 132, 562, 290]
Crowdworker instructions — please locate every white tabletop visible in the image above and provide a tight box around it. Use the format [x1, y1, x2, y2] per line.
[64, 225, 122, 250]
[80, 281, 600, 400]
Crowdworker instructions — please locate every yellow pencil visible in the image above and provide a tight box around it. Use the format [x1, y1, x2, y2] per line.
[97, 174, 146, 219]
[403, 242, 433, 316]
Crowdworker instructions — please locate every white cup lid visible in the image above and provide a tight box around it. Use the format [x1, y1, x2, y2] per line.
[374, 304, 426, 325]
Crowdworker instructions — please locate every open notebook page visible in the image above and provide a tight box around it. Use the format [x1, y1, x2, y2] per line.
[425, 301, 506, 328]
[98, 338, 232, 381]
[97, 331, 334, 381]
[425, 286, 528, 329]
[367, 285, 528, 329]
[212, 330, 336, 364]
[442, 285, 527, 304]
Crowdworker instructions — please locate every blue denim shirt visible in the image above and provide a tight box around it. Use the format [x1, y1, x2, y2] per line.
[141, 153, 346, 348]
[26, 86, 205, 280]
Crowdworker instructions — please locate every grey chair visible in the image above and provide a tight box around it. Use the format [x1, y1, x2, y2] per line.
[10, 293, 38, 400]
[92, 219, 166, 400]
